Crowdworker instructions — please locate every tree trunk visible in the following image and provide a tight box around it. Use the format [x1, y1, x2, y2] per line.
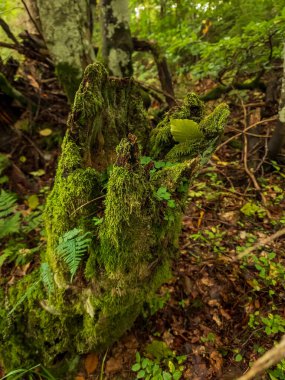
[25, 0, 95, 102]
[0, 62, 229, 373]
[132, 37, 175, 107]
[100, 0, 133, 77]
[268, 43, 285, 160]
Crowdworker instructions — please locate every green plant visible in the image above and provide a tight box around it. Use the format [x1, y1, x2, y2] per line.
[0, 190, 21, 239]
[56, 228, 91, 281]
[143, 292, 170, 317]
[0, 363, 58, 380]
[155, 187, 176, 209]
[240, 201, 266, 218]
[268, 359, 285, 380]
[132, 347, 186, 380]
[40, 262, 55, 294]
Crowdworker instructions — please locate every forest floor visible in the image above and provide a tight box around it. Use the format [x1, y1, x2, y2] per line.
[1, 59, 285, 380]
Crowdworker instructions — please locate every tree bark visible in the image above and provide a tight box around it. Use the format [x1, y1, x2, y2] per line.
[268, 43, 285, 160]
[0, 62, 229, 373]
[133, 37, 175, 107]
[24, 0, 95, 102]
[100, 0, 133, 77]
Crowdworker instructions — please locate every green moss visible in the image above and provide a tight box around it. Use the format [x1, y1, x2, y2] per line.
[56, 63, 82, 103]
[0, 65, 230, 372]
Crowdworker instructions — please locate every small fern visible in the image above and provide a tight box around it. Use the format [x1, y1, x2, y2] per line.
[0, 190, 17, 218]
[40, 262, 54, 293]
[56, 228, 91, 281]
[8, 280, 40, 316]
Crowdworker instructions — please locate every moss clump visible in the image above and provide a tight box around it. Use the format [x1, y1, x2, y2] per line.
[0, 63, 229, 372]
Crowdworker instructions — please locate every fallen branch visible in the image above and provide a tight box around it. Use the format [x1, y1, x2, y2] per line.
[236, 335, 285, 380]
[238, 226, 285, 259]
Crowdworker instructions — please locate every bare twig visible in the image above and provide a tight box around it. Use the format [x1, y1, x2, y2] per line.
[216, 116, 277, 151]
[240, 99, 268, 208]
[70, 195, 105, 216]
[238, 226, 285, 259]
[21, 0, 43, 39]
[0, 17, 19, 45]
[236, 335, 285, 380]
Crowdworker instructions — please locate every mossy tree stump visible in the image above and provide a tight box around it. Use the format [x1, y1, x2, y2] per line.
[0, 63, 229, 373]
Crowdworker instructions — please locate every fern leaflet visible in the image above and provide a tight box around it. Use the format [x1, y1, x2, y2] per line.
[0, 190, 17, 218]
[56, 228, 91, 281]
[40, 262, 54, 293]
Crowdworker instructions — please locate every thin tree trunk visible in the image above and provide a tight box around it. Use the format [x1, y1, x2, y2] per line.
[100, 0, 133, 77]
[268, 43, 285, 160]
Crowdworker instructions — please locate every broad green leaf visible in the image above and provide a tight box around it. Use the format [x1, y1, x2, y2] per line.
[137, 369, 146, 378]
[27, 194, 39, 210]
[235, 354, 243, 362]
[162, 371, 172, 380]
[170, 119, 203, 143]
[132, 363, 141, 372]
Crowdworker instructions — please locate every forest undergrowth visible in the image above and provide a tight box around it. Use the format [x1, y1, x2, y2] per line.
[0, 82, 285, 380]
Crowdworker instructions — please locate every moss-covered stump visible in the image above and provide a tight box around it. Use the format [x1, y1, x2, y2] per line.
[0, 62, 229, 373]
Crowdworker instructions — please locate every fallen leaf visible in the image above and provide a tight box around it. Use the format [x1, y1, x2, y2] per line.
[210, 350, 223, 374]
[39, 128, 52, 136]
[84, 352, 99, 374]
[27, 194, 39, 209]
[105, 357, 123, 373]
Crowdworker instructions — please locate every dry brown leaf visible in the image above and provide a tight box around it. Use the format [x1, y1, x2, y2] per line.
[212, 313, 222, 327]
[210, 350, 223, 374]
[220, 309, 231, 320]
[84, 352, 99, 374]
[105, 357, 123, 373]
[200, 276, 214, 286]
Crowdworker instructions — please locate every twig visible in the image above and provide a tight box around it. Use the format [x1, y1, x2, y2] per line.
[70, 195, 105, 216]
[236, 335, 285, 380]
[216, 116, 277, 151]
[238, 226, 285, 259]
[240, 99, 268, 208]
[21, 0, 43, 39]
[134, 79, 179, 105]
[0, 17, 19, 45]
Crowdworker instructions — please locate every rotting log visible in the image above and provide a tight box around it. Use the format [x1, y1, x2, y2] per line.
[0, 62, 229, 374]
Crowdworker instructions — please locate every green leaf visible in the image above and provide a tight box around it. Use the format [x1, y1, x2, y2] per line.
[162, 371, 172, 380]
[0, 189, 17, 218]
[170, 119, 203, 143]
[27, 194, 39, 210]
[0, 212, 21, 239]
[235, 354, 243, 362]
[168, 360, 175, 374]
[173, 371, 182, 380]
[29, 169, 45, 177]
[136, 352, 141, 363]
[40, 262, 54, 293]
[137, 370, 146, 378]
[56, 228, 91, 281]
[132, 363, 141, 372]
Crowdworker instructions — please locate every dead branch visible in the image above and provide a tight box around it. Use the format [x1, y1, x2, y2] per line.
[132, 37, 175, 107]
[238, 226, 285, 259]
[236, 335, 285, 380]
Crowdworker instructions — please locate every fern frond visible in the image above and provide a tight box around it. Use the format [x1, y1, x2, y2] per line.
[40, 262, 54, 293]
[0, 190, 17, 218]
[8, 280, 40, 315]
[56, 228, 91, 281]
[166, 139, 207, 161]
[0, 212, 21, 239]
